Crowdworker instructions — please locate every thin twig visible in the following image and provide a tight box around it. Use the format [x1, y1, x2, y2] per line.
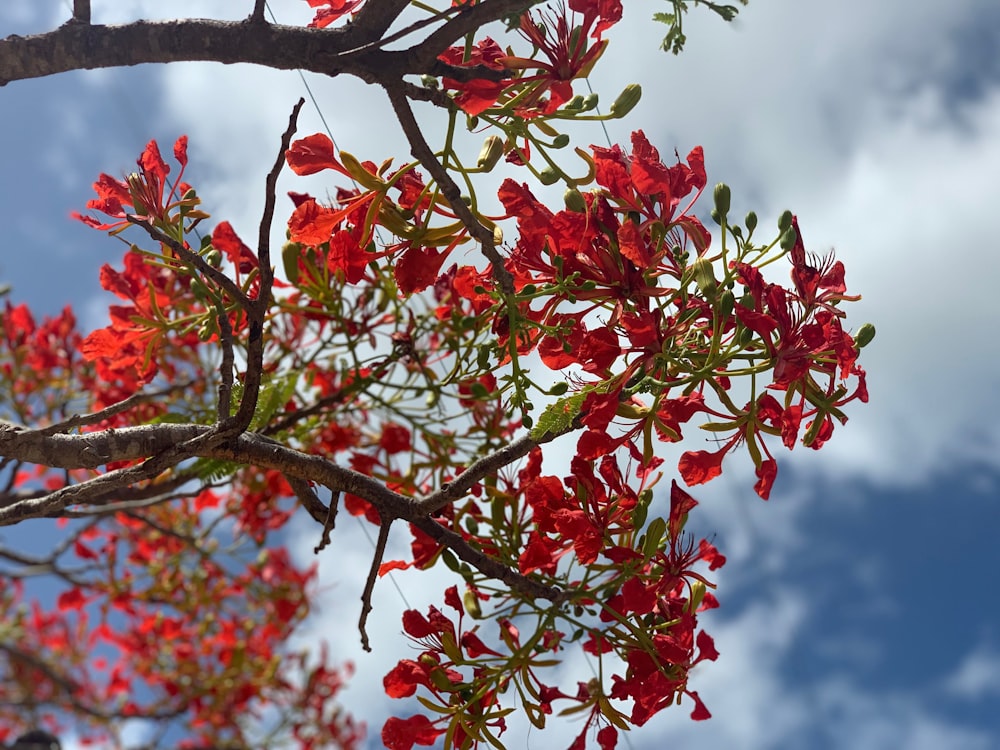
[315, 491, 340, 553]
[358, 515, 392, 652]
[217, 308, 235, 420]
[225, 98, 305, 436]
[71, 0, 91, 24]
[382, 80, 514, 293]
[35, 382, 195, 436]
[126, 217, 249, 307]
[250, 0, 266, 24]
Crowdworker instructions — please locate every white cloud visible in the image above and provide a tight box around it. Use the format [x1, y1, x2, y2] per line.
[945, 642, 1000, 699]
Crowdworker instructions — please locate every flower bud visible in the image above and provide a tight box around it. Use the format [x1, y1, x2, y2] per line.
[779, 226, 797, 251]
[563, 187, 587, 213]
[691, 257, 718, 299]
[551, 133, 571, 149]
[538, 166, 560, 185]
[778, 209, 793, 232]
[609, 83, 642, 118]
[463, 590, 483, 619]
[581, 93, 599, 111]
[854, 323, 876, 349]
[281, 242, 301, 284]
[564, 94, 587, 110]
[718, 289, 735, 321]
[549, 381, 569, 396]
[713, 183, 731, 219]
[745, 210, 758, 233]
[476, 135, 505, 171]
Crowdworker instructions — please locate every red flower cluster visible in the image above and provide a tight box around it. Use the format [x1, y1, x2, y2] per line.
[439, 0, 624, 117]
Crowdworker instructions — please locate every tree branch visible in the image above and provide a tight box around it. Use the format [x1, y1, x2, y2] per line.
[411, 517, 566, 603]
[382, 80, 515, 293]
[358, 515, 392, 652]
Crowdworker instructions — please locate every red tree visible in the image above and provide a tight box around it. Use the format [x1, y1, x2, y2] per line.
[0, 1, 872, 748]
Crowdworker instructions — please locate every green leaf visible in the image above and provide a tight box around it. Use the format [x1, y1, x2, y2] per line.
[529, 391, 587, 441]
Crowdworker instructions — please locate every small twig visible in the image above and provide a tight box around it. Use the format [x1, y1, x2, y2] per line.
[216, 309, 235, 420]
[72, 0, 91, 24]
[224, 98, 305, 436]
[417, 434, 539, 515]
[286, 475, 337, 541]
[249, 0, 266, 24]
[126, 217, 249, 308]
[399, 79, 452, 107]
[314, 491, 340, 553]
[254, 97, 304, 307]
[381, 80, 515, 294]
[35, 382, 195, 436]
[358, 515, 393, 652]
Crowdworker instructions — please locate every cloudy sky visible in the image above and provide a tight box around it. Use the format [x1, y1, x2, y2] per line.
[2, 1, 999, 748]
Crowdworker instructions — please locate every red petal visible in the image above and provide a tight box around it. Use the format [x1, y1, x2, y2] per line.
[173, 135, 188, 168]
[678, 448, 725, 486]
[395, 246, 446, 295]
[286, 133, 343, 176]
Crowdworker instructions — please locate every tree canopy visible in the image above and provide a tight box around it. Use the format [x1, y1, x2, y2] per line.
[0, 1, 872, 748]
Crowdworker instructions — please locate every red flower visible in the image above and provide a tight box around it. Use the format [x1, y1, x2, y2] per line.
[305, 0, 364, 28]
[381, 714, 445, 750]
[74, 136, 193, 233]
[504, 0, 622, 115]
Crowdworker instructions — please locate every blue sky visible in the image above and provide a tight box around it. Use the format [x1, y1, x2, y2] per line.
[1, 1, 999, 748]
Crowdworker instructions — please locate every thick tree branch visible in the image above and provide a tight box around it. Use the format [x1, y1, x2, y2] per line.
[0, 3, 542, 88]
[0, 20, 355, 86]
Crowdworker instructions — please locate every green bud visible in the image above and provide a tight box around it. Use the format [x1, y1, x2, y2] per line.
[538, 166, 560, 185]
[691, 257, 718, 299]
[564, 94, 586, 110]
[420, 74, 440, 90]
[581, 93, 599, 111]
[203, 248, 222, 268]
[549, 381, 569, 396]
[718, 289, 735, 321]
[778, 210, 794, 232]
[609, 83, 642, 118]
[854, 323, 876, 349]
[551, 133, 571, 149]
[563, 187, 587, 213]
[429, 667, 456, 692]
[463, 590, 483, 619]
[779, 226, 797, 251]
[476, 135, 505, 171]
[713, 183, 731, 218]
[281, 242, 301, 284]
[736, 324, 754, 347]
[710, 208, 722, 225]
[745, 210, 758, 233]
